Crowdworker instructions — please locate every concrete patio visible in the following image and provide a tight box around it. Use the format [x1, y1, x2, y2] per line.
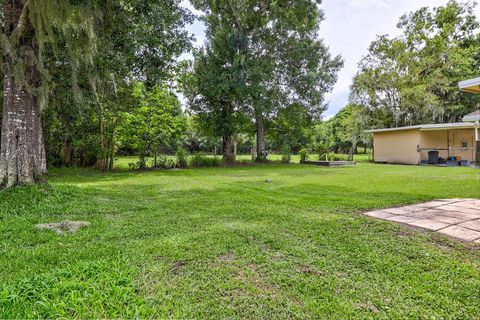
[363, 199, 480, 243]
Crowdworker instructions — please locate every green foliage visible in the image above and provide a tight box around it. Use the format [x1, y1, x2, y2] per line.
[299, 149, 308, 163]
[190, 0, 343, 161]
[176, 148, 188, 169]
[38, 0, 193, 169]
[190, 153, 221, 168]
[281, 145, 291, 164]
[117, 83, 187, 169]
[152, 157, 176, 169]
[310, 105, 372, 158]
[320, 153, 349, 161]
[128, 162, 141, 171]
[269, 103, 313, 152]
[351, 0, 480, 127]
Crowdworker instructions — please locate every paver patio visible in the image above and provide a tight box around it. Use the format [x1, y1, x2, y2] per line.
[363, 199, 480, 243]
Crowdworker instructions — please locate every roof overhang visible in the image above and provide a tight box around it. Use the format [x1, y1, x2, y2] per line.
[463, 114, 480, 122]
[367, 123, 477, 133]
[459, 77, 480, 93]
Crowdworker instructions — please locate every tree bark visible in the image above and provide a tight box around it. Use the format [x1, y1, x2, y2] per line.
[0, 0, 47, 188]
[348, 141, 357, 162]
[255, 112, 267, 162]
[222, 135, 235, 165]
[63, 138, 73, 166]
[96, 101, 106, 170]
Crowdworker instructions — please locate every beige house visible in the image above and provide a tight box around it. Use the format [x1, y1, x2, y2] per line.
[368, 122, 478, 165]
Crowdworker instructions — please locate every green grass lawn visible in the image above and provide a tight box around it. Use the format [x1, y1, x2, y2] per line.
[1, 163, 480, 318]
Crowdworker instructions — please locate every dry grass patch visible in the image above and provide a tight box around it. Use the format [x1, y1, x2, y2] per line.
[35, 221, 91, 235]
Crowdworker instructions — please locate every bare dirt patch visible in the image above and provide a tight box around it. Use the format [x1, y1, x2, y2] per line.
[353, 302, 380, 314]
[35, 221, 90, 235]
[172, 260, 186, 274]
[216, 252, 236, 263]
[236, 263, 279, 294]
[299, 265, 323, 276]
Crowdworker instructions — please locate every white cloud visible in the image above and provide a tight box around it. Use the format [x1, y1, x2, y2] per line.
[178, 0, 480, 117]
[320, 0, 480, 117]
[348, 0, 391, 10]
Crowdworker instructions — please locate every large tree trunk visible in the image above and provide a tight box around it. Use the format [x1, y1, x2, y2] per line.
[348, 141, 357, 162]
[222, 135, 235, 165]
[255, 112, 267, 162]
[0, 0, 47, 188]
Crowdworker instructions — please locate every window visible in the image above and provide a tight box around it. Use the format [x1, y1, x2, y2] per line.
[462, 142, 468, 148]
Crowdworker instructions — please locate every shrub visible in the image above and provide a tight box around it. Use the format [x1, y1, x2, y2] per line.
[128, 162, 140, 170]
[317, 144, 330, 160]
[333, 153, 349, 161]
[154, 157, 176, 169]
[321, 153, 349, 161]
[281, 145, 291, 164]
[299, 149, 308, 163]
[176, 148, 188, 168]
[190, 153, 221, 168]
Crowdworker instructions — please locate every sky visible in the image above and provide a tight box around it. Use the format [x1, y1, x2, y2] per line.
[181, 0, 480, 118]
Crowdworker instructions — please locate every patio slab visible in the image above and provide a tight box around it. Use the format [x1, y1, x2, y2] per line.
[438, 226, 480, 242]
[458, 219, 480, 232]
[363, 199, 480, 243]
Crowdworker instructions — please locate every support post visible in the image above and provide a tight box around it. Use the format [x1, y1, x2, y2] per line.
[476, 122, 480, 167]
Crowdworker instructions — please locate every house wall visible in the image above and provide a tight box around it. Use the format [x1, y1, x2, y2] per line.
[373, 129, 421, 165]
[448, 129, 476, 162]
[419, 130, 450, 161]
[419, 129, 475, 162]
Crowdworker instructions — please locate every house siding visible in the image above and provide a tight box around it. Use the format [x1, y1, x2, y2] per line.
[373, 129, 421, 165]
[373, 128, 476, 165]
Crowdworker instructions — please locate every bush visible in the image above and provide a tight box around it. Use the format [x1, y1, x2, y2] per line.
[320, 153, 349, 161]
[317, 144, 330, 160]
[299, 149, 308, 163]
[128, 162, 140, 170]
[331, 153, 349, 161]
[281, 145, 291, 164]
[190, 153, 221, 168]
[153, 157, 176, 169]
[176, 148, 188, 168]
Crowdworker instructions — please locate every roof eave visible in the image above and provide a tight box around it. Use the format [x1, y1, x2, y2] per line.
[367, 123, 476, 133]
[463, 115, 480, 122]
[459, 77, 480, 93]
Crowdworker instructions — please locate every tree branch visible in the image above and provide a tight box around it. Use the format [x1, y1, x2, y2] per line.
[10, 0, 30, 44]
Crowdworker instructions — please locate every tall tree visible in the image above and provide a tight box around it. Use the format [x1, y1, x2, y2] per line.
[351, 0, 480, 128]
[2, 0, 194, 180]
[185, 30, 248, 164]
[268, 103, 313, 152]
[334, 105, 371, 161]
[57, 0, 193, 170]
[117, 83, 187, 170]
[192, 0, 342, 162]
[1, 0, 96, 188]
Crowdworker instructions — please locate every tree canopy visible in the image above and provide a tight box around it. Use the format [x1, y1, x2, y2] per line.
[189, 0, 343, 162]
[351, 0, 480, 128]
[1, 0, 479, 189]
